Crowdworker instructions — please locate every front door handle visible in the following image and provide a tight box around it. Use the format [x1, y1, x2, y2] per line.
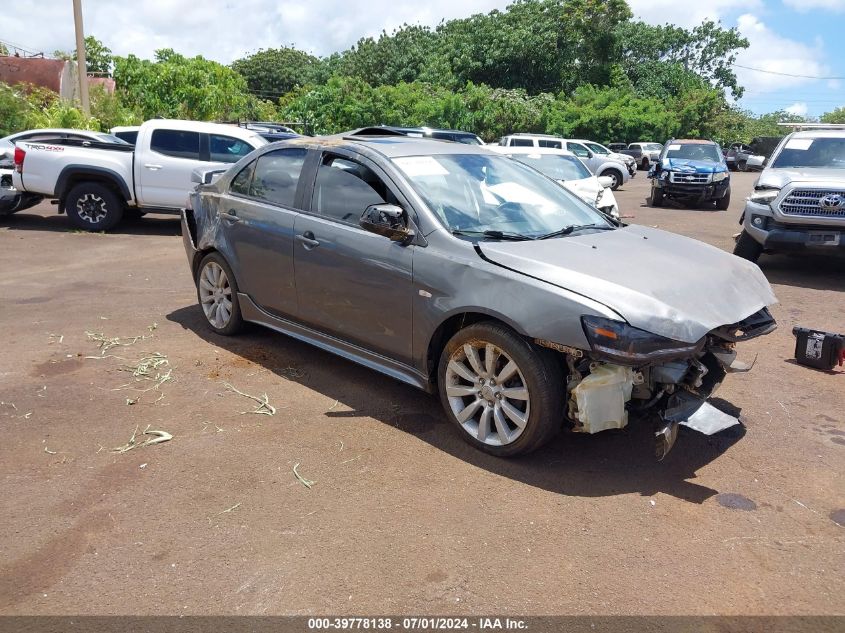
[222, 209, 241, 224]
[144, 163, 162, 170]
[296, 231, 320, 249]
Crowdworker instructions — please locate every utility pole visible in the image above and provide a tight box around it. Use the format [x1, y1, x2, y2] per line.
[72, 0, 90, 115]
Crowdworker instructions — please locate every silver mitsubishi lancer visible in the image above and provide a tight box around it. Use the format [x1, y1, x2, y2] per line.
[181, 129, 777, 459]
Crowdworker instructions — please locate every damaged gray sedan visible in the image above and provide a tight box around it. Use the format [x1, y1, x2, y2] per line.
[181, 131, 777, 459]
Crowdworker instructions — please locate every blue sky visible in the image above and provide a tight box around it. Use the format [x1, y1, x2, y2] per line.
[2, 0, 843, 117]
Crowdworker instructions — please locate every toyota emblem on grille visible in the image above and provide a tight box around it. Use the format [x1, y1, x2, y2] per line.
[819, 194, 845, 210]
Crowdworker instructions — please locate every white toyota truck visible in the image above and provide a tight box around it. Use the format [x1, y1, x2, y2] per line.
[12, 119, 267, 230]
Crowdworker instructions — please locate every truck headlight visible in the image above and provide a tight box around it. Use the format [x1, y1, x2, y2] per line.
[712, 171, 728, 182]
[748, 188, 779, 204]
[581, 316, 702, 365]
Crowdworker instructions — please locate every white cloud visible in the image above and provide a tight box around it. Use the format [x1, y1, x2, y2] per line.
[782, 0, 845, 11]
[785, 102, 808, 116]
[733, 14, 831, 93]
[627, 0, 760, 27]
[0, 0, 511, 63]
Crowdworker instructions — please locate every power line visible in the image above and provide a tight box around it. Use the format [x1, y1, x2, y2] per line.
[732, 63, 845, 81]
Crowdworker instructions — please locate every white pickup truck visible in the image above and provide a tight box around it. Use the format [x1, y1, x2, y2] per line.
[12, 119, 267, 230]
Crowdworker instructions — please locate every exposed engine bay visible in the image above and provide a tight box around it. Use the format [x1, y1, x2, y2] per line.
[551, 307, 777, 460]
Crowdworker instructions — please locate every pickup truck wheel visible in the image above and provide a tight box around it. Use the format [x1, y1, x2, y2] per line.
[640, 157, 650, 171]
[66, 183, 124, 231]
[197, 253, 244, 335]
[600, 168, 623, 191]
[715, 188, 731, 210]
[737, 160, 748, 172]
[649, 184, 664, 207]
[733, 230, 763, 263]
[437, 322, 563, 457]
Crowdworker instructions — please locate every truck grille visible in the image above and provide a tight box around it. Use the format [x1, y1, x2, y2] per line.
[670, 172, 710, 184]
[779, 189, 845, 218]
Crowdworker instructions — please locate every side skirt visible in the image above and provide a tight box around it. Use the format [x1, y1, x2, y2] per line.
[238, 293, 432, 393]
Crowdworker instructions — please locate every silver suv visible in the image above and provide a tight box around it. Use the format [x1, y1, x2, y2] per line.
[735, 126, 845, 262]
[182, 131, 776, 459]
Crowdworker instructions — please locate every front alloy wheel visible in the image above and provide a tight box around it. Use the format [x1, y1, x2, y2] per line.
[445, 343, 530, 447]
[437, 322, 563, 456]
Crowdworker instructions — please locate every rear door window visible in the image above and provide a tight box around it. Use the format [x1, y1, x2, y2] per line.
[150, 129, 200, 160]
[249, 148, 307, 208]
[510, 138, 534, 147]
[538, 139, 562, 149]
[210, 134, 255, 163]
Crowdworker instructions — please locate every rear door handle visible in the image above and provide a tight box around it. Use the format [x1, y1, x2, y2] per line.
[144, 163, 162, 170]
[296, 231, 320, 249]
[222, 209, 241, 224]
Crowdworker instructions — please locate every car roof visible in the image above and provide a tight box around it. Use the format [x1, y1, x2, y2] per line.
[670, 139, 717, 145]
[488, 146, 577, 157]
[789, 130, 845, 139]
[277, 134, 494, 159]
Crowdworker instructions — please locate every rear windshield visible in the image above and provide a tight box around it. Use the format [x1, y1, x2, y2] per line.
[772, 137, 845, 169]
[96, 133, 129, 144]
[665, 143, 722, 162]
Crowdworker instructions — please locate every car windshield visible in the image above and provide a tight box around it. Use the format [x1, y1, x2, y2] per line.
[96, 133, 129, 144]
[454, 135, 484, 146]
[771, 137, 845, 169]
[507, 153, 592, 181]
[393, 153, 609, 238]
[665, 143, 722, 162]
[584, 142, 609, 154]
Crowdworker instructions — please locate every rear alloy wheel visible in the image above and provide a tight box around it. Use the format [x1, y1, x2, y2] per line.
[601, 168, 623, 191]
[437, 322, 563, 457]
[65, 182, 124, 231]
[737, 160, 748, 172]
[197, 253, 243, 335]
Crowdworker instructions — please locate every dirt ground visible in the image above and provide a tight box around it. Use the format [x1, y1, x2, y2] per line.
[0, 171, 843, 616]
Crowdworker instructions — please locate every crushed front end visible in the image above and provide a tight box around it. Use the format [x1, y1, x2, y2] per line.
[548, 308, 777, 459]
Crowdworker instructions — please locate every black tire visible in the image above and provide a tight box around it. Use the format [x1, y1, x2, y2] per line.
[715, 188, 731, 210]
[196, 252, 244, 336]
[437, 321, 564, 457]
[733, 230, 763, 263]
[649, 184, 664, 207]
[737, 160, 748, 172]
[640, 157, 650, 171]
[601, 168, 623, 191]
[65, 182, 124, 231]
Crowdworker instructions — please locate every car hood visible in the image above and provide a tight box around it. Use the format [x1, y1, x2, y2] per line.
[478, 225, 777, 343]
[607, 152, 634, 164]
[663, 158, 726, 174]
[560, 177, 600, 199]
[758, 167, 845, 188]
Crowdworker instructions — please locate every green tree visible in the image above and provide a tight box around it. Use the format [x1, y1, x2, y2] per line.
[54, 36, 113, 75]
[113, 49, 251, 120]
[618, 20, 748, 99]
[821, 107, 845, 124]
[232, 47, 319, 99]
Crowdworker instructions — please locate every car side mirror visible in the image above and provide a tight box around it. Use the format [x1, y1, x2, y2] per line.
[586, 151, 594, 159]
[191, 167, 226, 185]
[360, 203, 414, 243]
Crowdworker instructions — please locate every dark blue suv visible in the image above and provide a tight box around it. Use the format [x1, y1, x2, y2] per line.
[649, 139, 731, 209]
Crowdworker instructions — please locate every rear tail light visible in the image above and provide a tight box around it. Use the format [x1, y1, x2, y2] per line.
[13, 146, 25, 174]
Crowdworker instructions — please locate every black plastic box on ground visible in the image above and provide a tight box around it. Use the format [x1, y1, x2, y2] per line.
[792, 327, 845, 370]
